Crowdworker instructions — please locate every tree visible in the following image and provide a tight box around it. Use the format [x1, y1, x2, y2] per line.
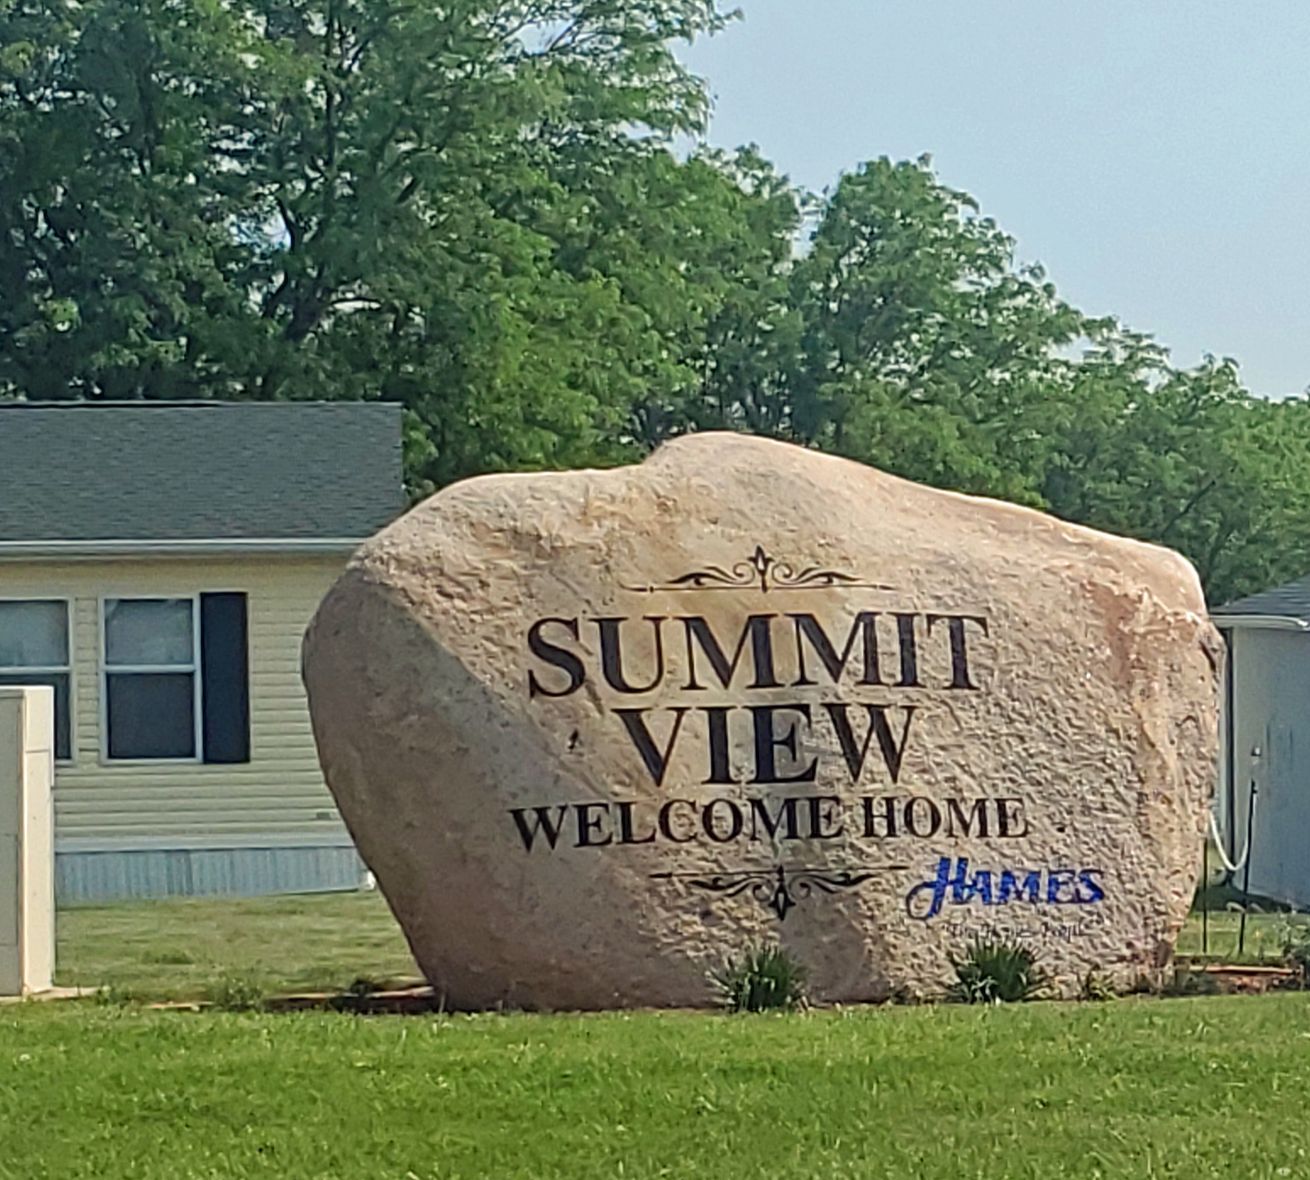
[0, 0, 762, 488]
[679, 156, 1310, 603]
[5, 4, 1309, 605]
[786, 157, 1093, 505]
[1039, 344, 1310, 603]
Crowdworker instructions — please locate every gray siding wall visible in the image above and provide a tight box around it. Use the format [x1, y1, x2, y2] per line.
[1227, 627, 1310, 907]
[56, 845, 366, 903]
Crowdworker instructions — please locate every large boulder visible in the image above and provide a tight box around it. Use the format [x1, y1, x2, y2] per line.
[303, 433, 1220, 1009]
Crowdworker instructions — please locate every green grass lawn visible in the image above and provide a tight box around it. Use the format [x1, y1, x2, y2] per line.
[5, 995, 1310, 1178]
[55, 890, 419, 1000]
[53, 887, 1295, 1003]
[19, 889, 1310, 1178]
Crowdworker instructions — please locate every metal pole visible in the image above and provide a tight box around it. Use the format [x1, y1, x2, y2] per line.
[1202, 835, 1209, 956]
[1238, 771, 1259, 958]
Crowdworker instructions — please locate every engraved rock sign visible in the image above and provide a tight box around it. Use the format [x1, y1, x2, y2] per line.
[303, 433, 1220, 1009]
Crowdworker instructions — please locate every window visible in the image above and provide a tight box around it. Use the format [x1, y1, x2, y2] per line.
[103, 594, 250, 763]
[0, 600, 72, 761]
[104, 598, 197, 759]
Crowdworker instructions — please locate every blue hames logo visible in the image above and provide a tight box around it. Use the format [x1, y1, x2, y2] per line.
[905, 857, 1105, 922]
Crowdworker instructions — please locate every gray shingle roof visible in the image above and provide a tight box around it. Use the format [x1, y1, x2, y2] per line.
[1212, 576, 1310, 622]
[0, 401, 404, 544]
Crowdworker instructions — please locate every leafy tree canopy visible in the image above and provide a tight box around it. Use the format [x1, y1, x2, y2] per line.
[1, 0, 1305, 603]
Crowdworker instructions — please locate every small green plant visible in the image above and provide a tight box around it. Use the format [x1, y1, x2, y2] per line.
[1162, 966, 1219, 997]
[91, 984, 139, 1007]
[345, 976, 386, 998]
[948, 937, 1047, 1004]
[888, 984, 925, 1006]
[1282, 921, 1310, 988]
[712, 945, 807, 1013]
[1123, 971, 1166, 996]
[1079, 970, 1116, 1002]
[206, 972, 266, 1012]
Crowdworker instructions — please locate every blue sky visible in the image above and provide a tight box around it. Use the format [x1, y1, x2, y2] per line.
[681, 0, 1310, 397]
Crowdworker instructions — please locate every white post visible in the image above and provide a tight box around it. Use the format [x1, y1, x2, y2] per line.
[0, 686, 55, 996]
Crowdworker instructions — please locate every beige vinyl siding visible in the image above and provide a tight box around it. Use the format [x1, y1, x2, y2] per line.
[0, 556, 348, 849]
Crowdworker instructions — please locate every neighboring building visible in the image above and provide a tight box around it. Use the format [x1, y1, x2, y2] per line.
[1211, 576, 1310, 908]
[0, 401, 403, 902]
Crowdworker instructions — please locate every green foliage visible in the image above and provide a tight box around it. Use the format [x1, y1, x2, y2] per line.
[711, 156, 1310, 605]
[345, 976, 385, 998]
[1079, 970, 1117, 1002]
[1161, 967, 1221, 998]
[4, 1, 1310, 603]
[712, 944, 807, 1012]
[948, 937, 1047, 1004]
[0, 0, 742, 490]
[1281, 920, 1310, 987]
[205, 972, 266, 1013]
[90, 983, 140, 1007]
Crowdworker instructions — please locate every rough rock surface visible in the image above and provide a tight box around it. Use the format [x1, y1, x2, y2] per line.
[303, 433, 1220, 1009]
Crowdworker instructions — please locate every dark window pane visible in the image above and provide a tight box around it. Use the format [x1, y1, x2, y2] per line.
[0, 673, 71, 760]
[200, 593, 250, 764]
[107, 673, 195, 760]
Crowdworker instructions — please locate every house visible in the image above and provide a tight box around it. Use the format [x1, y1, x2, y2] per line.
[0, 400, 403, 902]
[1211, 575, 1310, 908]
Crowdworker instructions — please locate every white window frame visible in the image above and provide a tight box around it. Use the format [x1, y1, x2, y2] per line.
[0, 596, 74, 765]
[99, 595, 203, 765]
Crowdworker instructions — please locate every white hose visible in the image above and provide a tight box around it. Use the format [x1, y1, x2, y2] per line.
[1208, 807, 1251, 874]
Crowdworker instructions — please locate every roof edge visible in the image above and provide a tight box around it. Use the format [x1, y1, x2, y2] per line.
[1211, 613, 1310, 631]
[0, 538, 365, 562]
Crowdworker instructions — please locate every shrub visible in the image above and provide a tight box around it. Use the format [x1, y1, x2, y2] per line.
[712, 945, 807, 1013]
[948, 937, 1047, 1004]
[91, 984, 138, 1007]
[346, 976, 385, 998]
[1282, 922, 1310, 988]
[1079, 970, 1117, 1002]
[206, 972, 266, 1013]
[1162, 966, 1219, 997]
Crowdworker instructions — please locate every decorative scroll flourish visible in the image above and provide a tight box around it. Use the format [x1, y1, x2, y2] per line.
[621, 545, 892, 594]
[650, 863, 907, 922]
